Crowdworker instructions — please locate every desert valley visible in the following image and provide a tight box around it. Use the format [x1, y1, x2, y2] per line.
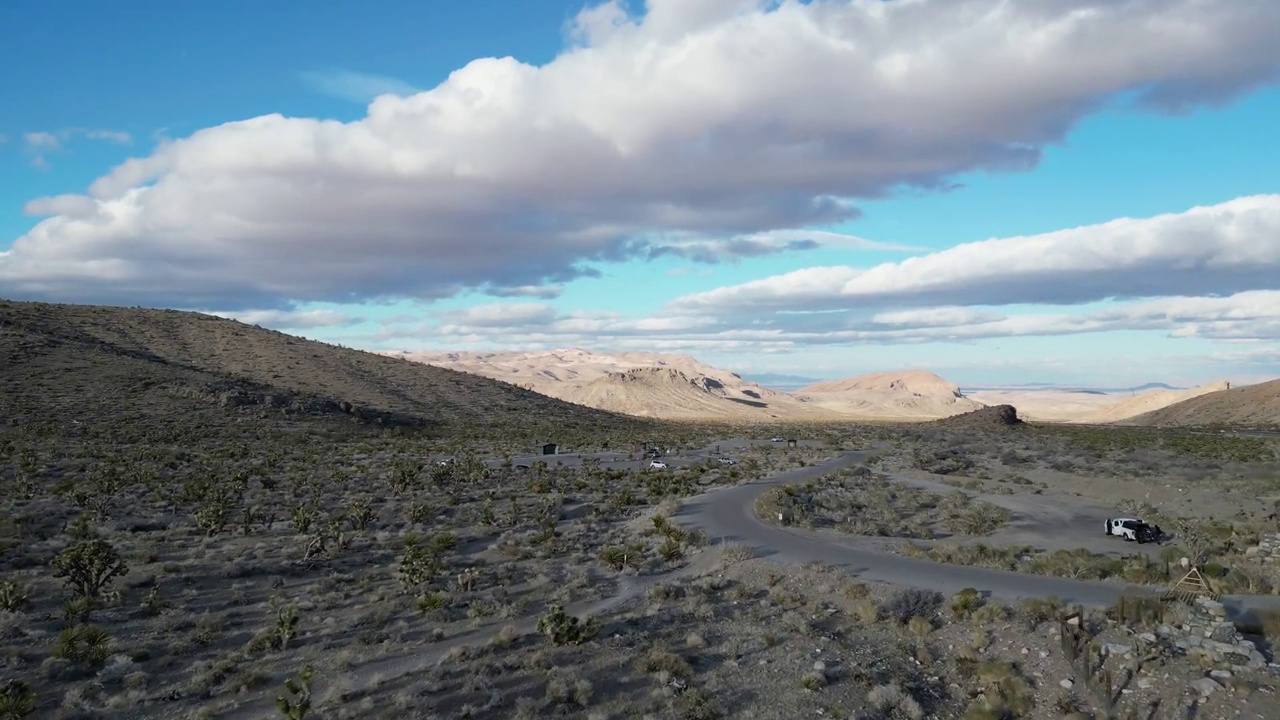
[388, 348, 1273, 427]
[1, 299, 1279, 720]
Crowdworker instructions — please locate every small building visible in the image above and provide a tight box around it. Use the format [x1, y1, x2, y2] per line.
[787, 439, 798, 448]
[541, 442, 559, 455]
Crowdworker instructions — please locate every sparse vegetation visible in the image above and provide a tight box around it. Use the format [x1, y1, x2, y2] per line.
[754, 467, 1013, 538]
[1, 300, 1278, 718]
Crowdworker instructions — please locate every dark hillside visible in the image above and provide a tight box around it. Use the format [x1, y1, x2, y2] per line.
[0, 299, 652, 444]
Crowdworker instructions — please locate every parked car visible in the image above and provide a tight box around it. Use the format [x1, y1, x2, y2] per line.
[649, 460, 667, 469]
[1105, 517, 1162, 544]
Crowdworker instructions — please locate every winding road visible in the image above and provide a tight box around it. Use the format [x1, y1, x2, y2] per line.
[229, 439, 1280, 717]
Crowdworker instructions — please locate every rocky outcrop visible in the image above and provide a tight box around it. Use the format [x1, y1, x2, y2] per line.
[1159, 597, 1268, 671]
[932, 404, 1024, 428]
[1244, 533, 1280, 562]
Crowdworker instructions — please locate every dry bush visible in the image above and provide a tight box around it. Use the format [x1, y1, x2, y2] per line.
[882, 589, 944, 625]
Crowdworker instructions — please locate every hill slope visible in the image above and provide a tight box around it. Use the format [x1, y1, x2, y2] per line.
[964, 389, 1118, 422]
[965, 381, 1231, 423]
[1080, 380, 1232, 423]
[1118, 379, 1280, 428]
[393, 350, 980, 422]
[389, 348, 839, 422]
[796, 370, 986, 420]
[0, 300, 646, 442]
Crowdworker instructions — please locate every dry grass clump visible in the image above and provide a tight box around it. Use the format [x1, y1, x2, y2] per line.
[754, 469, 1012, 539]
[896, 542, 1181, 586]
[864, 682, 925, 719]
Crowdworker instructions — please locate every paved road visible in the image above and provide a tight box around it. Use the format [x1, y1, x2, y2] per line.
[229, 439, 1280, 718]
[668, 447, 1280, 622]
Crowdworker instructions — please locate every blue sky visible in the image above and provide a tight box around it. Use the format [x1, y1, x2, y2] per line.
[3, 0, 1280, 388]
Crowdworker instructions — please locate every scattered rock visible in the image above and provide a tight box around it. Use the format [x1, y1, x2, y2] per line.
[1059, 679, 1074, 689]
[1191, 677, 1221, 697]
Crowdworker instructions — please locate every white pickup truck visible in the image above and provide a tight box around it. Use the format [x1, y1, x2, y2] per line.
[1105, 517, 1161, 544]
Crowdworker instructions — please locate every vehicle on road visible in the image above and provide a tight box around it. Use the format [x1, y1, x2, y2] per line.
[770, 436, 785, 442]
[649, 460, 667, 469]
[717, 457, 737, 465]
[1105, 517, 1162, 544]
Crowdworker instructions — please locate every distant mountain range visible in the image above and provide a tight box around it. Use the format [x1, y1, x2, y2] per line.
[738, 372, 823, 391]
[386, 348, 1253, 426]
[960, 382, 1182, 394]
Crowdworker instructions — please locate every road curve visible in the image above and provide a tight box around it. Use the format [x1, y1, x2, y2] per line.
[229, 442, 1279, 718]
[671, 448, 1280, 622]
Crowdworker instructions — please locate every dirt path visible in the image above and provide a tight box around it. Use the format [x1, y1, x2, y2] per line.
[226, 441, 1280, 718]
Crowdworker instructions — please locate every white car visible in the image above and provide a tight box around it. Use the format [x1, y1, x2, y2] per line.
[1105, 517, 1160, 543]
[770, 436, 785, 442]
[717, 457, 737, 465]
[649, 460, 667, 469]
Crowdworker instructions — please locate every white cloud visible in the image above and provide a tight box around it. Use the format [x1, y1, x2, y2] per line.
[438, 302, 558, 328]
[669, 195, 1280, 315]
[643, 228, 920, 262]
[23, 194, 100, 218]
[24, 132, 61, 150]
[357, 289, 1280, 355]
[3, 0, 1278, 310]
[208, 308, 359, 329]
[83, 130, 132, 144]
[486, 284, 564, 299]
[302, 70, 421, 103]
[871, 307, 1004, 328]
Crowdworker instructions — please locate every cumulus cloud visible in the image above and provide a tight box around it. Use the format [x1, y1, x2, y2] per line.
[669, 195, 1280, 315]
[486, 284, 564, 299]
[208, 308, 359, 329]
[358, 289, 1280, 355]
[302, 70, 421, 103]
[4, 0, 1278, 310]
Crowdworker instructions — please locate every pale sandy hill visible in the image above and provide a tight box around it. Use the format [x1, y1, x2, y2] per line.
[1081, 381, 1231, 424]
[965, 390, 1117, 422]
[567, 367, 832, 421]
[385, 348, 833, 421]
[796, 370, 986, 420]
[1118, 379, 1280, 428]
[386, 351, 983, 422]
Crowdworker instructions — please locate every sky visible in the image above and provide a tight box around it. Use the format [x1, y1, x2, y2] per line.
[3, 0, 1280, 389]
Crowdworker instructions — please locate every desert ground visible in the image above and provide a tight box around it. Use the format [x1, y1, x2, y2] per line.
[3, 300, 1280, 719]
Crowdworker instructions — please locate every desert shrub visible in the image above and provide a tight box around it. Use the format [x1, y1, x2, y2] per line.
[864, 683, 924, 720]
[675, 687, 723, 720]
[882, 589, 943, 625]
[600, 545, 641, 571]
[719, 542, 755, 565]
[0, 680, 36, 719]
[0, 580, 28, 612]
[640, 648, 693, 678]
[966, 661, 1034, 718]
[945, 502, 1012, 536]
[536, 605, 599, 645]
[276, 665, 312, 719]
[51, 539, 127, 603]
[1018, 596, 1063, 630]
[54, 624, 112, 666]
[907, 616, 933, 637]
[949, 587, 984, 619]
